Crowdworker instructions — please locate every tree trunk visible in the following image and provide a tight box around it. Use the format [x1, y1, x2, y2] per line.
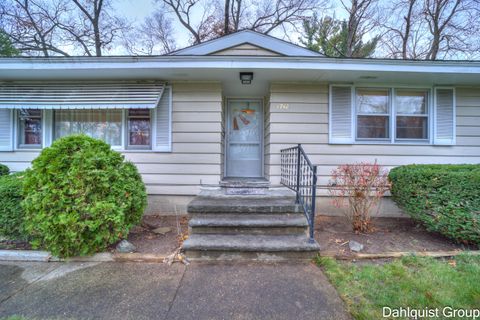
[402, 0, 415, 59]
[224, 0, 230, 35]
[93, 0, 103, 56]
[346, 0, 359, 57]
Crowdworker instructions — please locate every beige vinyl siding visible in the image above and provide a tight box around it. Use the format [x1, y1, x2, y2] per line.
[211, 43, 281, 56]
[126, 81, 223, 195]
[267, 83, 480, 195]
[0, 82, 223, 196]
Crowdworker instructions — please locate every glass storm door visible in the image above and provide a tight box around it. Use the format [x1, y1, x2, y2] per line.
[226, 99, 263, 177]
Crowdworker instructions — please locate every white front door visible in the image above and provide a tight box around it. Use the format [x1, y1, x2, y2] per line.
[226, 99, 263, 177]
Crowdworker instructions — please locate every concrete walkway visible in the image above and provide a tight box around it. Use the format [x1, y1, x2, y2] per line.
[0, 261, 350, 320]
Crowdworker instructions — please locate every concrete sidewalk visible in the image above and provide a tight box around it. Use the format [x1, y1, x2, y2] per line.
[0, 261, 350, 320]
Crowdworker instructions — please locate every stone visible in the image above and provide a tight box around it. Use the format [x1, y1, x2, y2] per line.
[116, 240, 136, 253]
[152, 227, 172, 235]
[349, 240, 364, 252]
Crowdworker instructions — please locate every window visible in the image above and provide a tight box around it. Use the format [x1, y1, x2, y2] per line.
[18, 109, 42, 148]
[127, 109, 151, 149]
[356, 89, 390, 139]
[330, 85, 448, 145]
[395, 90, 428, 140]
[7, 86, 171, 152]
[54, 110, 122, 147]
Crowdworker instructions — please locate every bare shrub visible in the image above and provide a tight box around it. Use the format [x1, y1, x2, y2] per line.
[328, 161, 390, 233]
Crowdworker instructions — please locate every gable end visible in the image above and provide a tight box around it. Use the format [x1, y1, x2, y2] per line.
[210, 43, 283, 56]
[171, 30, 322, 57]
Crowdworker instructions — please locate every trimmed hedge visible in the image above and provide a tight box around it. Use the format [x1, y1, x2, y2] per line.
[0, 172, 26, 239]
[0, 164, 9, 176]
[389, 164, 480, 246]
[23, 135, 147, 257]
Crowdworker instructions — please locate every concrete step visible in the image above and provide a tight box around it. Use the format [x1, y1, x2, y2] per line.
[187, 197, 300, 214]
[189, 213, 308, 235]
[183, 234, 320, 261]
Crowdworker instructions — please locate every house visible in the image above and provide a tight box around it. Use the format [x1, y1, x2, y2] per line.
[0, 30, 479, 218]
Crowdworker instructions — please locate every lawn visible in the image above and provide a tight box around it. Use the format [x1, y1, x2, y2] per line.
[317, 254, 480, 320]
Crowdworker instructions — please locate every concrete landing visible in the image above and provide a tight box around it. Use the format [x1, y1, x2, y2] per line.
[219, 178, 270, 195]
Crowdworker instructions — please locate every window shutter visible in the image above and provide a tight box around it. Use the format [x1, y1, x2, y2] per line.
[0, 109, 13, 151]
[329, 86, 354, 144]
[153, 86, 172, 151]
[434, 88, 455, 145]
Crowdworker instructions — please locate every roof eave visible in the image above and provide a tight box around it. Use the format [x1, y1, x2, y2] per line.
[0, 55, 479, 75]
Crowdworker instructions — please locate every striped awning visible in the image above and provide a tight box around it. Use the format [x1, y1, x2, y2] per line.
[0, 81, 165, 109]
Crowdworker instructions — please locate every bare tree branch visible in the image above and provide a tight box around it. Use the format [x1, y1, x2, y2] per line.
[379, 0, 480, 60]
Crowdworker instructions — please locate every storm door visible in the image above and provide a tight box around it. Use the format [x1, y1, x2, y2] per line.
[225, 99, 263, 177]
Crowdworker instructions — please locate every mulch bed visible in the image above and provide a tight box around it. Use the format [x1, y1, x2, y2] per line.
[123, 215, 189, 255]
[315, 216, 476, 257]
[2, 215, 476, 259]
[0, 215, 189, 256]
[0, 238, 31, 250]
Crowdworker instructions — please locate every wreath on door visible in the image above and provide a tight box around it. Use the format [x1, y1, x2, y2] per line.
[233, 105, 256, 130]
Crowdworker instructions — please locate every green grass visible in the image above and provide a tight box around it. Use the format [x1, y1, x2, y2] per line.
[317, 254, 480, 320]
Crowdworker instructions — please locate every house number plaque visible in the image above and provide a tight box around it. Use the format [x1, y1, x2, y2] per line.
[276, 103, 289, 110]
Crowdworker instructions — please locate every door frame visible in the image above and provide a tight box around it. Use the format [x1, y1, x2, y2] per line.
[224, 97, 264, 178]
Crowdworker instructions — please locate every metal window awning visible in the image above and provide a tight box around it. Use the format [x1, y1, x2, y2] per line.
[0, 81, 165, 109]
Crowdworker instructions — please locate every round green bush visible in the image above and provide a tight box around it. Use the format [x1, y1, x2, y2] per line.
[0, 172, 26, 239]
[0, 164, 9, 176]
[22, 135, 147, 257]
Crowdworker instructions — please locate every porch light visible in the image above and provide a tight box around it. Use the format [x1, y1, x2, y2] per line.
[239, 72, 254, 85]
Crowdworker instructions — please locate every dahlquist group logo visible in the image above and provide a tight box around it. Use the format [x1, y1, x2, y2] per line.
[383, 307, 480, 319]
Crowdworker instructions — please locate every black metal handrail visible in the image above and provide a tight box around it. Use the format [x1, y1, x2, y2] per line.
[280, 144, 317, 243]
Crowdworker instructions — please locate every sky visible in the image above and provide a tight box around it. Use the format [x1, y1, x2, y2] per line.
[112, 0, 346, 52]
[113, 0, 199, 50]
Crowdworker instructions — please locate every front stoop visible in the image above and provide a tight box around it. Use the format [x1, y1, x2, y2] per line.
[182, 187, 320, 261]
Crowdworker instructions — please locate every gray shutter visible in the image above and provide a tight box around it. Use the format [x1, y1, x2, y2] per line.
[434, 88, 455, 145]
[0, 109, 13, 151]
[153, 86, 172, 151]
[329, 86, 354, 144]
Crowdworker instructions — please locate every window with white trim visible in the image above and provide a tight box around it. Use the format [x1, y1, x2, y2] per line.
[5, 86, 172, 152]
[54, 109, 123, 147]
[127, 109, 151, 149]
[18, 109, 42, 149]
[356, 88, 390, 140]
[395, 89, 429, 140]
[0, 82, 171, 152]
[329, 85, 454, 145]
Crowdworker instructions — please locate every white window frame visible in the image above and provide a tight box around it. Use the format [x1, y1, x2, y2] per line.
[125, 108, 153, 150]
[330, 84, 438, 145]
[355, 87, 392, 142]
[10, 86, 173, 152]
[52, 109, 124, 150]
[393, 88, 431, 143]
[15, 109, 44, 150]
